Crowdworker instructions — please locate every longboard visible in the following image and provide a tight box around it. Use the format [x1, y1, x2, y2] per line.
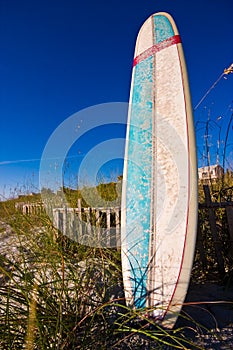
[121, 12, 198, 328]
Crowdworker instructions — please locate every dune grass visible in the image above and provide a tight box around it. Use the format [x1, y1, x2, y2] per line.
[0, 198, 207, 350]
[1, 168, 233, 349]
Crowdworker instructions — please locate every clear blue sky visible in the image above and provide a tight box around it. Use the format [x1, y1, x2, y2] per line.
[0, 0, 233, 199]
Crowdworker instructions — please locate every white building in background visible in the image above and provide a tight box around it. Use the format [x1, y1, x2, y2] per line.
[198, 164, 224, 181]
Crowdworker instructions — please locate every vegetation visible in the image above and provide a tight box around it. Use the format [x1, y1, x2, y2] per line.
[0, 172, 233, 349]
[194, 172, 233, 281]
[0, 203, 195, 349]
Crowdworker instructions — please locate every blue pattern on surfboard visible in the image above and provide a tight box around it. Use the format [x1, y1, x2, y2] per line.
[124, 14, 175, 309]
[154, 15, 174, 43]
[126, 56, 153, 308]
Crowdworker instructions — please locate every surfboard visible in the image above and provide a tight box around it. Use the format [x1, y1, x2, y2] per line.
[121, 12, 198, 328]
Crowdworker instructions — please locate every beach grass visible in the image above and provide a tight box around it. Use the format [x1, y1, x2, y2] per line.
[0, 171, 233, 349]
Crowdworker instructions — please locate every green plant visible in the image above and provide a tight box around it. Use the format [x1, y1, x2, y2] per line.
[0, 198, 206, 349]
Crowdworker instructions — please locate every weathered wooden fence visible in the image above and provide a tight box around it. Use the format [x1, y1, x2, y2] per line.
[15, 202, 44, 215]
[53, 199, 121, 248]
[197, 184, 233, 275]
[17, 186, 233, 273]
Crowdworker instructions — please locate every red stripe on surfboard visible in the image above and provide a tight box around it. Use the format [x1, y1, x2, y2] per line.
[133, 35, 181, 67]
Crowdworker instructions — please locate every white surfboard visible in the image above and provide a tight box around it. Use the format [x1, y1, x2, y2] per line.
[121, 12, 198, 328]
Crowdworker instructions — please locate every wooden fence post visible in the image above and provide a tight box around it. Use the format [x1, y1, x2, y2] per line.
[54, 208, 63, 234]
[226, 206, 233, 258]
[106, 208, 111, 247]
[203, 185, 225, 276]
[62, 208, 67, 237]
[115, 207, 121, 250]
[196, 217, 207, 270]
[85, 207, 92, 235]
[77, 199, 82, 238]
[95, 209, 101, 243]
